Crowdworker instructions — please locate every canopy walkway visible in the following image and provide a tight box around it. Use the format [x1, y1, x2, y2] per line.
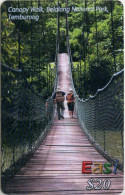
[2, 54, 124, 194]
[1, 1, 124, 194]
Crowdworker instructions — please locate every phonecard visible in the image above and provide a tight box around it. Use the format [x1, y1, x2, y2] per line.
[1, 0, 124, 194]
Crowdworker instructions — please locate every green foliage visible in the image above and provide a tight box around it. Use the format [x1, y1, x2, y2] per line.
[1, 0, 57, 98]
[1, 0, 124, 100]
[68, 0, 123, 98]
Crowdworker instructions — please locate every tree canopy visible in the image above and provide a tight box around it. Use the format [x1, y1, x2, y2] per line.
[1, 0, 124, 99]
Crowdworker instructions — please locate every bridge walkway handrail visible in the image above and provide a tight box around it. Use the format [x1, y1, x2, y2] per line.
[67, 35, 124, 170]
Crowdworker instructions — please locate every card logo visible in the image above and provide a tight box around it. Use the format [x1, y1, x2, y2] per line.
[82, 160, 119, 174]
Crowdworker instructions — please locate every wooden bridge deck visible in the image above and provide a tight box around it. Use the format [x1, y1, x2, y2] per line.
[4, 54, 124, 194]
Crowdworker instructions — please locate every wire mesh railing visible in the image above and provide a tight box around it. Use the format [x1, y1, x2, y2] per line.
[67, 35, 124, 170]
[1, 0, 60, 185]
[1, 60, 57, 185]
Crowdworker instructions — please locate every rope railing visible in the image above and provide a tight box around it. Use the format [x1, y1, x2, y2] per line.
[1, 0, 60, 184]
[67, 35, 124, 170]
[1, 56, 57, 184]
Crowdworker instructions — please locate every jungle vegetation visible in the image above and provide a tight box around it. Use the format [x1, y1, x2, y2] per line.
[1, 0, 124, 99]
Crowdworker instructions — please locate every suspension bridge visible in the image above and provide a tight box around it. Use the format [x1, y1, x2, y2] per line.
[2, 52, 124, 194]
[1, 0, 124, 194]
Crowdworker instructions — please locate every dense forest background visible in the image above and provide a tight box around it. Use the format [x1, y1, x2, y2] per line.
[1, 0, 124, 99]
[1, 0, 57, 99]
[67, 0, 124, 98]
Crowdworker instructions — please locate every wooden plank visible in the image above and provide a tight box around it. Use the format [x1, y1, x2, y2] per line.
[5, 182, 124, 192]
